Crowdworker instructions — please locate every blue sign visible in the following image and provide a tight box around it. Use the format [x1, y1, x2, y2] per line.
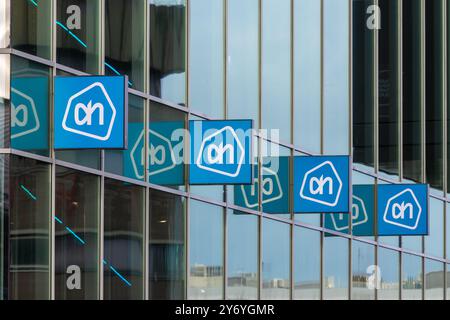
[54, 76, 127, 149]
[124, 121, 184, 185]
[377, 184, 429, 236]
[234, 156, 289, 213]
[325, 185, 375, 236]
[190, 120, 253, 185]
[11, 77, 49, 151]
[294, 156, 351, 213]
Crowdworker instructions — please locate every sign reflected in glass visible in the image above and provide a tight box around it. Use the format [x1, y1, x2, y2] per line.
[234, 156, 289, 214]
[324, 184, 375, 236]
[11, 77, 49, 151]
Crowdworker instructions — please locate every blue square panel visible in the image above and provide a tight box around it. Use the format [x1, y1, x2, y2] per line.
[54, 76, 127, 149]
[377, 184, 429, 236]
[189, 120, 253, 185]
[294, 156, 351, 213]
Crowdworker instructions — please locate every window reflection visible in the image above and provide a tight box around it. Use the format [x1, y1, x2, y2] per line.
[149, 190, 185, 300]
[323, 0, 350, 154]
[189, 200, 223, 300]
[403, 0, 422, 182]
[104, 179, 144, 300]
[105, 0, 146, 91]
[261, 0, 291, 144]
[323, 236, 348, 300]
[227, 0, 259, 126]
[11, 0, 52, 59]
[351, 241, 374, 300]
[105, 95, 145, 181]
[402, 254, 423, 300]
[294, 0, 321, 153]
[424, 198, 444, 258]
[189, 0, 224, 118]
[11, 56, 50, 156]
[55, 167, 99, 300]
[261, 219, 290, 300]
[379, 0, 400, 175]
[227, 210, 258, 300]
[9, 156, 50, 300]
[294, 227, 320, 300]
[56, 0, 100, 73]
[353, 0, 374, 167]
[425, 260, 444, 300]
[377, 247, 399, 300]
[150, 0, 186, 105]
[149, 102, 185, 188]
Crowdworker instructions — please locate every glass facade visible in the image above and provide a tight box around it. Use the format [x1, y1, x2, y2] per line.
[0, 0, 448, 300]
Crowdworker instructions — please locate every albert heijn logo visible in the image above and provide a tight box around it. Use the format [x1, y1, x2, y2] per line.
[10, 77, 49, 151]
[190, 120, 253, 185]
[294, 156, 350, 213]
[54, 76, 127, 149]
[378, 184, 428, 236]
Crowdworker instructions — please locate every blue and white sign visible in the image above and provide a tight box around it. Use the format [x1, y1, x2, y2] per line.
[325, 185, 375, 236]
[124, 121, 184, 185]
[190, 120, 253, 185]
[294, 156, 351, 213]
[377, 184, 429, 236]
[54, 76, 127, 149]
[234, 156, 289, 213]
[11, 77, 49, 151]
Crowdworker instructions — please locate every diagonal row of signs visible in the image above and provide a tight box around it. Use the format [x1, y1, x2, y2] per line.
[10, 75, 429, 236]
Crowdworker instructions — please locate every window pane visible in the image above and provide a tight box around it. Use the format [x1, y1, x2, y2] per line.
[149, 190, 185, 300]
[261, 219, 290, 300]
[0, 156, 3, 299]
[294, 227, 320, 300]
[105, 0, 146, 91]
[56, 0, 100, 73]
[227, 0, 259, 127]
[402, 253, 423, 300]
[149, 102, 185, 189]
[227, 210, 258, 300]
[11, 0, 51, 59]
[188, 200, 223, 299]
[323, 0, 350, 154]
[55, 167, 99, 300]
[294, 0, 321, 153]
[11, 56, 50, 157]
[189, 0, 224, 118]
[104, 179, 144, 300]
[403, 0, 422, 182]
[9, 156, 50, 300]
[425, 0, 444, 190]
[425, 198, 444, 258]
[353, 0, 375, 167]
[150, 0, 186, 105]
[377, 247, 399, 300]
[261, 0, 291, 144]
[424, 259, 444, 300]
[379, 0, 400, 175]
[324, 236, 348, 300]
[105, 95, 145, 181]
[351, 241, 375, 300]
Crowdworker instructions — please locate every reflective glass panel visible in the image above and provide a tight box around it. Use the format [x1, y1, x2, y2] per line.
[351, 241, 375, 300]
[424, 259, 444, 300]
[55, 167, 99, 300]
[104, 179, 144, 300]
[188, 200, 223, 299]
[150, 0, 186, 105]
[323, 236, 348, 300]
[9, 156, 50, 300]
[402, 253, 423, 300]
[261, 219, 290, 300]
[377, 247, 399, 300]
[149, 190, 185, 300]
[227, 210, 258, 300]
